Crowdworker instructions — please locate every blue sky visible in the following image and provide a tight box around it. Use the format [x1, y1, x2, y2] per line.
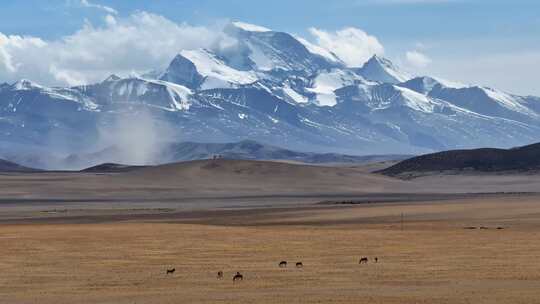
[1, 0, 539, 95]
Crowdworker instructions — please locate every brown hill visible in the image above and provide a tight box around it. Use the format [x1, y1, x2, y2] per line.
[114, 159, 407, 196]
[379, 142, 540, 178]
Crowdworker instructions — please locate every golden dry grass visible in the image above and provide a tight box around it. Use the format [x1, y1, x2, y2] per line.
[2, 196, 540, 303]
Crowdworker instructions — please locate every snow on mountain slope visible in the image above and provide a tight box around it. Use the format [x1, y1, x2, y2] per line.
[522, 96, 540, 114]
[12, 79, 45, 91]
[283, 85, 309, 104]
[158, 54, 203, 89]
[227, 23, 339, 74]
[429, 84, 538, 121]
[7, 79, 99, 111]
[335, 83, 540, 150]
[392, 86, 438, 113]
[294, 36, 343, 64]
[339, 82, 439, 113]
[399, 76, 538, 122]
[232, 21, 271, 32]
[75, 76, 193, 111]
[481, 87, 536, 116]
[356, 55, 410, 84]
[180, 49, 258, 89]
[306, 69, 366, 106]
[398, 76, 465, 94]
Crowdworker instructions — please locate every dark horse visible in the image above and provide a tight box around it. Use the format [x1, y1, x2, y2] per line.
[233, 272, 243, 282]
[296, 262, 303, 268]
[217, 271, 223, 279]
[166, 268, 176, 274]
[279, 261, 287, 268]
[359, 257, 368, 264]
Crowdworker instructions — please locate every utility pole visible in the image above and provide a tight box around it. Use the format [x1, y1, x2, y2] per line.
[400, 212, 404, 231]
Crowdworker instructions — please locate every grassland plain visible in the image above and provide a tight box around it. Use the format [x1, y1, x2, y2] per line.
[2, 195, 540, 303]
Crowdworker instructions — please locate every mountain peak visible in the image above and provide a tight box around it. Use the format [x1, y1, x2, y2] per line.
[398, 76, 468, 94]
[231, 21, 272, 32]
[103, 74, 121, 82]
[356, 55, 409, 84]
[159, 53, 203, 89]
[367, 54, 385, 63]
[11, 79, 43, 90]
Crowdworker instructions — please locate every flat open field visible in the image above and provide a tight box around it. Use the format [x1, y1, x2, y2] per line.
[2, 194, 540, 304]
[1, 160, 540, 303]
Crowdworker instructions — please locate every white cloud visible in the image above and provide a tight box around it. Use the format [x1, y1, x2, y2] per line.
[80, 0, 118, 15]
[406, 50, 432, 68]
[0, 12, 236, 86]
[307, 27, 384, 67]
[0, 33, 47, 77]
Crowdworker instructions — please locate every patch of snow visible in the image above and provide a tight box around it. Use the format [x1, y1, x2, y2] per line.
[481, 87, 535, 116]
[360, 55, 410, 84]
[283, 85, 309, 104]
[136, 83, 148, 96]
[294, 36, 341, 63]
[393, 85, 436, 113]
[181, 49, 258, 87]
[200, 77, 235, 90]
[12, 79, 43, 90]
[382, 64, 409, 83]
[238, 113, 247, 119]
[117, 82, 128, 95]
[307, 69, 362, 106]
[300, 117, 324, 129]
[232, 21, 271, 32]
[254, 82, 273, 94]
[143, 78, 192, 110]
[430, 76, 468, 89]
[247, 42, 275, 71]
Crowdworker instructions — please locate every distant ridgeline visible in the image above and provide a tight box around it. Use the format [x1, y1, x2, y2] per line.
[379, 142, 540, 177]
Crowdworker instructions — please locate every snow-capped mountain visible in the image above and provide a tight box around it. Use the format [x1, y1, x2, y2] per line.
[1, 21, 539, 168]
[354, 55, 410, 84]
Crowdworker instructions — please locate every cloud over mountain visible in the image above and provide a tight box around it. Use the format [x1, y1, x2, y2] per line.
[307, 27, 384, 67]
[406, 50, 432, 68]
[0, 11, 389, 87]
[0, 12, 236, 86]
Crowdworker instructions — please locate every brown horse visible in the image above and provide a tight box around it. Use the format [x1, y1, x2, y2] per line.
[217, 271, 223, 279]
[233, 272, 243, 282]
[359, 257, 368, 264]
[166, 268, 175, 274]
[279, 261, 287, 268]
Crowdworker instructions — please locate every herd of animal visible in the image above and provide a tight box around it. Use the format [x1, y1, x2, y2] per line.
[464, 226, 504, 230]
[165, 257, 379, 281]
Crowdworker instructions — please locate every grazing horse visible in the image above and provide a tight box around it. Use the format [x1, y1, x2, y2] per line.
[166, 268, 175, 275]
[233, 272, 243, 282]
[359, 257, 368, 264]
[217, 271, 223, 279]
[279, 261, 287, 268]
[296, 262, 303, 268]
[374, 257, 378, 263]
